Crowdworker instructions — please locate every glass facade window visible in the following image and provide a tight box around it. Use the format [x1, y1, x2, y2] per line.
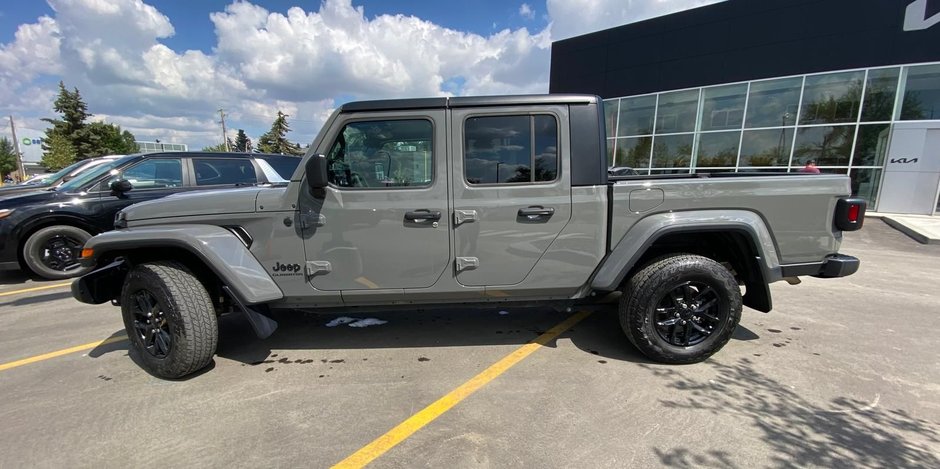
[799, 71, 865, 125]
[652, 134, 693, 169]
[745, 77, 802, 128]
[793, 125, 854, 166]
[617, 95, 656, 136]
[136, 141, 187, 152]
[603, 62, 940, 211]
[852, 124, 891, 166]
[740, 128, 793, 167]
[614, 136, 652, 169]
[696, 131, 740, 167]
[701, 84, 747, 131]
[655, 90, 698, 134]
[901, 63, 940, 120]
[861, 68, 899, 122]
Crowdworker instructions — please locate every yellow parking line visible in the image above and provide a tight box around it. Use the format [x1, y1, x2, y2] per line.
[331, 310, 591, 469]
[0, 282, 72, 298]
[0, 336, 127, 372]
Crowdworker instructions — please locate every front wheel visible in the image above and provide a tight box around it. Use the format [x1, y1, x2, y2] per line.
[22, 225, 93, 279]
[619, 254, 742, 364]
[120, 261, 218, 378]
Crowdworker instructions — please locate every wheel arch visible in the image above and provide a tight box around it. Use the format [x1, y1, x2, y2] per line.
[83, 225, 283, 305]
[592, 211, 781, 312]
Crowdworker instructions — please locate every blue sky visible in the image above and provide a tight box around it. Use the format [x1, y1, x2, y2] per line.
[0, 0, 718, 155]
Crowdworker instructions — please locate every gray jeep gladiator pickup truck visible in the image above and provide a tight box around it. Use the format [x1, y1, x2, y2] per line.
[72, 95, 866, 378]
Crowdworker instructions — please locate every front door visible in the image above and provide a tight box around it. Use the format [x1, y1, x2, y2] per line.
[300, 110, 451, 293]
[450, 106, 572, 287]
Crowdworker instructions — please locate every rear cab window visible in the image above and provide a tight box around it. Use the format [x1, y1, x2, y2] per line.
[464, 114, 558, 185]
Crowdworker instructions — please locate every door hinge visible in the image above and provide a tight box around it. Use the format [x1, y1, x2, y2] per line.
[455, 257, 479, 272]
[454, 209, 478, 226]
[305, 261, 332, 277]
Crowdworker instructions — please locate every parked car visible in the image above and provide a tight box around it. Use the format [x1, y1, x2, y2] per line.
[0, 151, 299, 279]
[0, 155, 124, 197]
[73, 95, 864, 378]
[19, 173, 56, 185]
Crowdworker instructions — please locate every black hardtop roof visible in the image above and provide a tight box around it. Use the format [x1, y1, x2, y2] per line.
[337, 94, 599, 113]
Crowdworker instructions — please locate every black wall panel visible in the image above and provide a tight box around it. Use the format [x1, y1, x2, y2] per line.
[550, 0, 940, 97]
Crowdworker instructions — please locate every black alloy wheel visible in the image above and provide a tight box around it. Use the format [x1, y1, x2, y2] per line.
[129, 290, 173, 359]
[653, 280, 727, 347]
[619, 254, 742, 364]
[38, 234, 83, 273]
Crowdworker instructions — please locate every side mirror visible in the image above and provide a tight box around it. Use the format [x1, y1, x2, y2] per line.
[306, 154, 329, 190]
[110, 179, 133, 194]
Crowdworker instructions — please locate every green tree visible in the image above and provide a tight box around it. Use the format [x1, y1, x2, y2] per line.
[81, 122, 139, 156]
[233, 129, 252, 152]
[41, 131, 76, 171]
[202, 142, 229, 152]
[42, 82, 90, 156]
[257, 111, 302, 155]
[0, 137, 18, 178]
[41, 82, 139, 158]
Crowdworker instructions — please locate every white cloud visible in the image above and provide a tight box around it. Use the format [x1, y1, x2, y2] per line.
[1, 0, 718, 150]
[519, 3, 535, 20]
[547, 0, 724, 40]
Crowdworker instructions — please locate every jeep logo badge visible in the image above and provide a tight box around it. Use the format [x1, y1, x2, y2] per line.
[272, 262, 302, 273]
[904, 0, 940, 31]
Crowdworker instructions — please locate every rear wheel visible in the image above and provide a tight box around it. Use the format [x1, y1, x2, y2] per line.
[620, 254, 742, 364]
[120, 261, 218, 378]
[22, 225, 93, 279]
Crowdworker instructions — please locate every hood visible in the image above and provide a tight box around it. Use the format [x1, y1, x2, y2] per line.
[0, 189, 58, 208]
[0, 184, 52, 197]
[122, 187, 263, 221]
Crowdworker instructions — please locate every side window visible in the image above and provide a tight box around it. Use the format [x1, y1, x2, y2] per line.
[326, 119, 433, 188]
[464, 114, 558, 184]
[194, 158, 257, 186]
[103, 158, 182, 190]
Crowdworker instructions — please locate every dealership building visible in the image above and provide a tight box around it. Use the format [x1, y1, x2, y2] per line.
[550, 0, 940, 215]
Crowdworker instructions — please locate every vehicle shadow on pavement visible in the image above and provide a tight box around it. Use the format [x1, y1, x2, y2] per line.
[646, 358, 940, 469]
[213, 307, 763, 368]
[0, 291, 73, 307]
[0, 271, 41, 286]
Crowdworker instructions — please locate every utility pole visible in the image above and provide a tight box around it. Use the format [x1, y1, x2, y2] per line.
[218, 109, 230, 152]
[8, 115, 26, 180]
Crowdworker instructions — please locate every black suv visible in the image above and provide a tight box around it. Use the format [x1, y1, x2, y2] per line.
[0, 152, 300, 279]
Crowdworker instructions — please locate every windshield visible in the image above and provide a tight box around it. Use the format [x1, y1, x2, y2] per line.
[37, 160, 88, 185]
[55, 156, 136, 192]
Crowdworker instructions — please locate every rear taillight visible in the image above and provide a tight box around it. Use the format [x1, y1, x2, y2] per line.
[835, 198, 866, 231]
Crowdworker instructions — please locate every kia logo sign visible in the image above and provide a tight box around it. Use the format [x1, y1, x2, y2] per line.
[904, 0, 940, 31]
[889, 158, 919, 164]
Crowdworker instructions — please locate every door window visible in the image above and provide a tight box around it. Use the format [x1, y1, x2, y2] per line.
[101, 158, 182, 190]
[194, 158, 257, 186]
[326, 119, 433, 188]
[464, 115, 558, 184]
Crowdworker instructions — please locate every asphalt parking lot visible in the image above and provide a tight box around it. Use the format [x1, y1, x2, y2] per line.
[1, 220, 938, 468]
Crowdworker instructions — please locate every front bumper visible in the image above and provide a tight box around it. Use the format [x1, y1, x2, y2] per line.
[71, 259, 128, 304]
[779, 254, 860, 279]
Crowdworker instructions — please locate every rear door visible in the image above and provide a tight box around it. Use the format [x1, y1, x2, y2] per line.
[450, 106, 572, 286]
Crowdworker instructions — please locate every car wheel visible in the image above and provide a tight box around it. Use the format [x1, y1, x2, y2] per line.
[120, 261, 218, 379]
[22, 225, 93, 279]
[620, 254, 742, 364]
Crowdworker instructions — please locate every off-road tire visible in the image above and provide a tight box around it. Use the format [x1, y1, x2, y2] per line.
[22, 225, 93, 279]
[619, 254, 742, 364]
[120, 261, 218, 379]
